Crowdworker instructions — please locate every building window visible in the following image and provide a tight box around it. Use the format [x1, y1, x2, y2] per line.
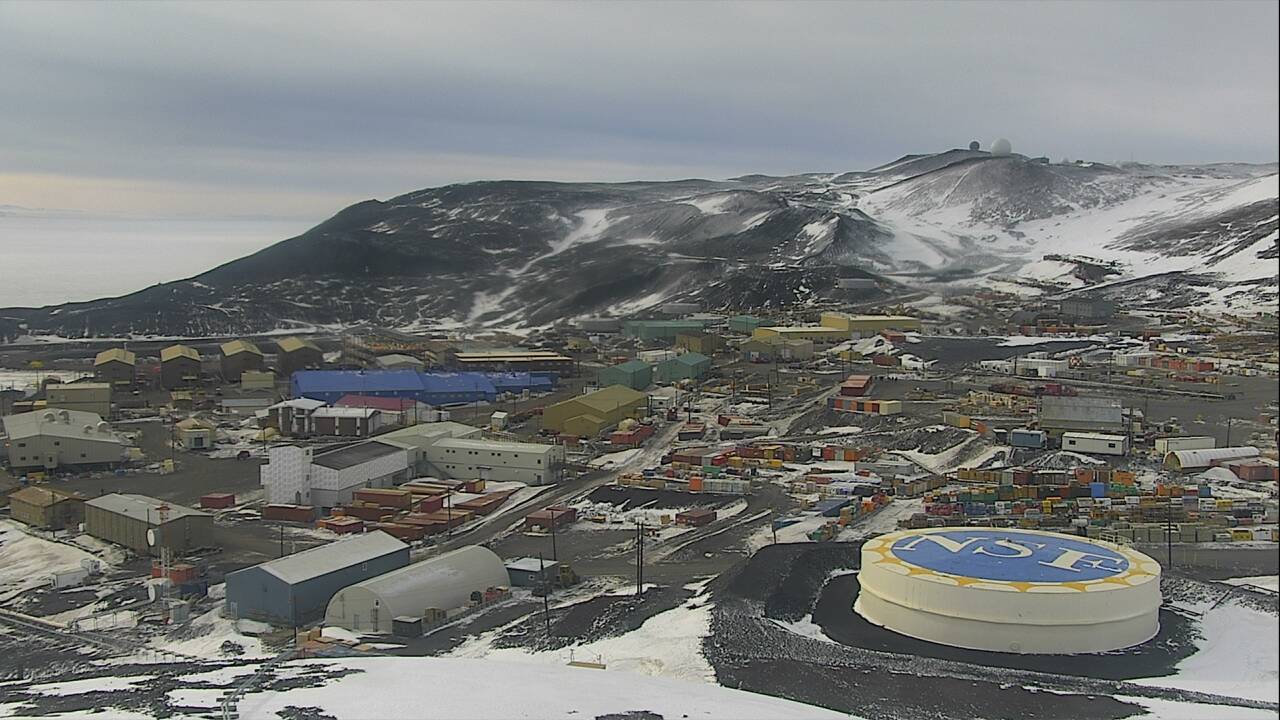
[81, 453, 87, 458]
[53, 441, 60, 447]
[17, 443, 24, 448]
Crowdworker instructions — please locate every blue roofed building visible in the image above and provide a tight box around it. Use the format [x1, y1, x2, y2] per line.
[484, 372, 555, 394]
[291, 370, 501, 405]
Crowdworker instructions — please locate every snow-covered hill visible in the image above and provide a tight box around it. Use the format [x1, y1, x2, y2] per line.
[1, 150, 1275, 338]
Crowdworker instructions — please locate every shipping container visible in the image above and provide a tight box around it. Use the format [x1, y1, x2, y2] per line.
[199, 493, 236, 509]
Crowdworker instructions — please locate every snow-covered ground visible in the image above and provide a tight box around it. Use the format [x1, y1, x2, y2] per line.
[0, 520, 115, 603]
[450, 591, 717, 685]
[588, 448, 642, 468]
[1131, 597, 1279, 703]
[0, 369, 92, 391]
[228, 655, 849, 719]
[1219, 575, 1280, 594]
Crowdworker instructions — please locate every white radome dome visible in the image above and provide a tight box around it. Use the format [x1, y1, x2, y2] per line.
[991, 138, 1013, 156]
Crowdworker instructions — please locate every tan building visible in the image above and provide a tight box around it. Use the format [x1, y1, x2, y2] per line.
[675, 333, 726, 355]
[1, 409, 127, 470]
[176, 418, 216, 450]
[751, 326, 848, 346]
[93, 348, 136, 386]
[739, 337, 815, 362]
[220, 340, 265, 381]
[276, 336, 324, 378]
[45, 383, 111, 417]
[450, 350, 575, 375]
[160, 345, 202, 389]
[84, 494, 213, 556]
[819, 312, 921, 336]
[541, 385, 647, 436]
[9, 486, 85, 530]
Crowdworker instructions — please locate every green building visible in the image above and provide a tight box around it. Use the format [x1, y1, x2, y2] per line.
[654, 352, 712, 382]
[622, 319, 708, 342]
[727, 315, 765, 335]
[598, 360, 653, 391]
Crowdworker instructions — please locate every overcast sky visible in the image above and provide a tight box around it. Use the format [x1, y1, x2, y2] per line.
[1, 0, 1276, 219]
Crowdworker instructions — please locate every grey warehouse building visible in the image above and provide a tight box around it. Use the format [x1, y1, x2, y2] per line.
[224, 531, 409, 626]
[84, 494, 214, 556]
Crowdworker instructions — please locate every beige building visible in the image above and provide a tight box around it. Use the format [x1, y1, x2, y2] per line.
[93, 348, 136, 386]
[819, 312, 921, 335]
[45, 383, 111, 417]
[220, 340, 265, 381]
[276, 336, 324, 378]
[1, 409, 127, 470]
[675, 332, 726, 355]
[541, 385, 647, 437]
[160, 345, 202, 389]
[739, 337, 815, 362]
[176, 418, 216, 450]
[751, 326, 849, 346]
[9, 486, 85, 530]
[84, 493, 213, 556]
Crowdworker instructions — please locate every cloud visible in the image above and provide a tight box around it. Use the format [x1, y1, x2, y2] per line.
[0, 0, 1275, 218]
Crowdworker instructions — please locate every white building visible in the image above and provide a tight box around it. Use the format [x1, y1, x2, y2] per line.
[324, 545, 509, 633]
[1061, 432, 1128, 456]
[261, 442, 410, 508]
[1, 409, 127, 470]
[379, 422, 567, 485]
[978, 357, 1069, 377]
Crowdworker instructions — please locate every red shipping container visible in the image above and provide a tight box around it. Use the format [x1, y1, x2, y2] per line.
[262, 504, 316, 523]
[370, 522, 426, 541]
[822, 446, 836, 461]
[417, 496, 444, 513]
[340, 504, 395, 522]
[352, 488, 413, 509]
[200, 493, 236, 509]
[318, 516, 364, 534]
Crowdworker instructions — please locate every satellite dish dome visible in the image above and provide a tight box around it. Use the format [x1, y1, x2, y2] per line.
[97, 421, 111, 433]
[41, 411, 57, 423]
[991, 138, 1013, 156]
[83, 424, 95, 435]
[968, 141, 981, 151]
[57, 409, 71, 423]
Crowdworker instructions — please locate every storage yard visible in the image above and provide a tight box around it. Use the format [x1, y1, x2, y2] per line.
[0, 307, 1276, 719]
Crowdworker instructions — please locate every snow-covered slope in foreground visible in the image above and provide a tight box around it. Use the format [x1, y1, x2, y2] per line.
[233, 656, 850, 720]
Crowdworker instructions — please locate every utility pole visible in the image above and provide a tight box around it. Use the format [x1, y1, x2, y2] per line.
[539, 552, 552, 637]
[279, 524, 285, 558]
[1225, 417, 1233, 447]
[1166, 502, 1174, 569]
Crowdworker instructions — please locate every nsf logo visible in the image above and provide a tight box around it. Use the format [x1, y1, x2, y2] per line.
[889, 529, 1130, 583]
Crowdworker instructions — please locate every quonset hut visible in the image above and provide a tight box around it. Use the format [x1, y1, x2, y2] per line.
[855, 527, 1161, 654]
[324, 545, 509, 633]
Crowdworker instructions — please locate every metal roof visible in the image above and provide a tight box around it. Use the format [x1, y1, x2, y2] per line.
[505, 556, 559, 573]
[257, 531, 407, 585]
[85, 493, 209, 523]
[612, 360, 651, 372]
[277, 336, 321, 354]
[94, 348, 136, 366]
[268, 398, 328, 411]
[220, 339, 263, 357]
[160, 344, 200, 363]
[335, 394, 417, 411]
[570, 385, 646, 414]
[312, 407, 378, 419]
[1165, 446, 1261, 470]
[9, 486, 83, 508]
[312, 441, 405, 470]
[454, 351, 571, 361]
[431, 436, 558, 454]
[1, 409, 123, 443]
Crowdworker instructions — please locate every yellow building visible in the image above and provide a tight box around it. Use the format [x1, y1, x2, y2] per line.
[542, 385, 648, 436]
[819, 312, 921, 335]
[751, 326, 849, 346]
